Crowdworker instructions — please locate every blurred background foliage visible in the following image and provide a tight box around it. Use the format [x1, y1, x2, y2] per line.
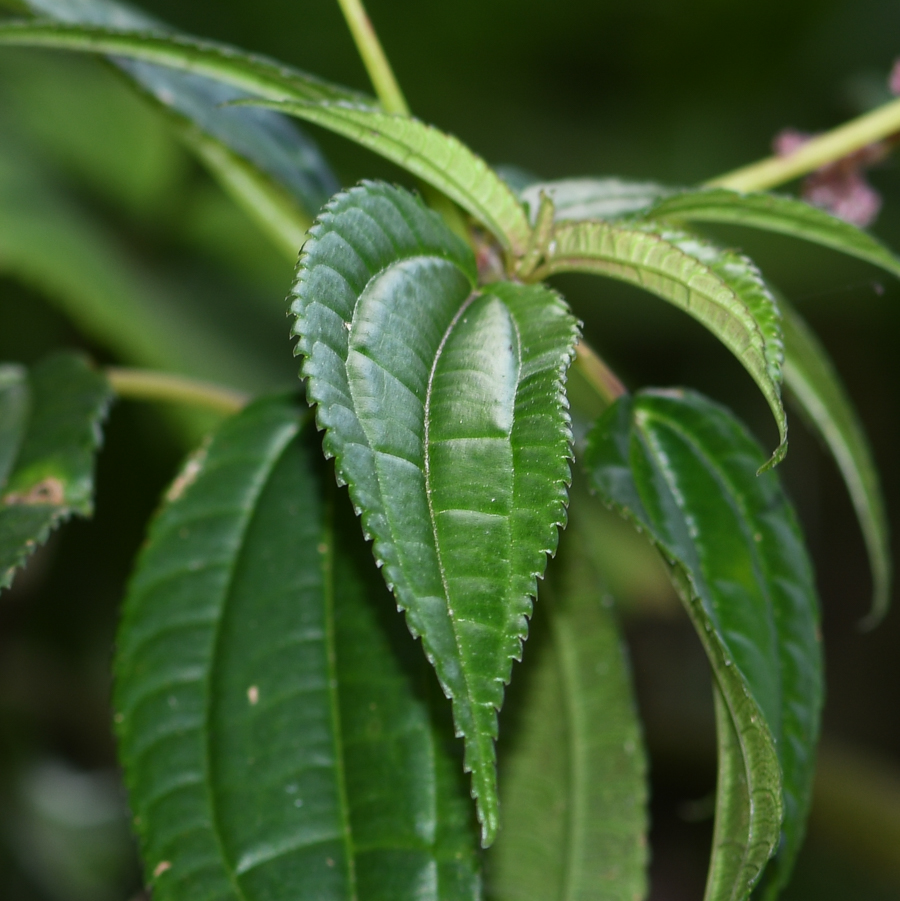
[1, 1, 899, 899]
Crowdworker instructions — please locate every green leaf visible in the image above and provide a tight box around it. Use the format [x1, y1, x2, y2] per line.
[10, 0, 338, 238]
[0, 20, 532, 255]
[585, 390, 823, 901]
[291, 182, 578, 845]
[0, 20, 371, 106]
[780, 300, 890, 625]
[487, 504, 648, 901]
[114, 395, 482, 900]
[520, 177, 671, 222]
[640, 188, 900, 279]
[540, 221, 787, 467]
[246, 99, 532, 256]
[0, 352, 111, 590]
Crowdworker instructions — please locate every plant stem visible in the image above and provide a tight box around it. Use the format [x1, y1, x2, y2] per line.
[105, 368, 250, 415]
[335, 0, 409, 115]
[574, 343, 627, 408]
[706, 96, 900, 192]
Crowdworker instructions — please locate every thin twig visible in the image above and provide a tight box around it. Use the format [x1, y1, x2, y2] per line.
[574, 343, 627, 408]
[105, 368, 250, 415]
[706, 96, 900, 192]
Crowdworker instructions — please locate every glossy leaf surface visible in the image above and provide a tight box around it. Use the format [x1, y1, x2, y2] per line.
[781, 301, 890, 625]
[520, 177, 670, 222]
[642, 188, 900, 279]
[115, 396, 482, 900]
[252, 100, 532, 256]
[11, 0, 339, 225]
[586, 390, 823, 901]
[292, 182, 578, 844]
[488, 509, 648, 901]
[540, 221, 787, 466]
[0, 352, 111, 590]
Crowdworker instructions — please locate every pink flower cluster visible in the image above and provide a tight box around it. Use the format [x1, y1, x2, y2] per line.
[771, 60, 900, 228]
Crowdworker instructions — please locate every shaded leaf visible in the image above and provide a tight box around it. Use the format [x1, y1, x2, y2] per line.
[585, 390, 823, 901]
[0, 352, 111, 590]
[521, 177, 671, 223]
[248, 99, 532, 256]
[114, 396, 482, 900]
[540, 221, 787, 466]
[781, 300, 890, 625]
[641, 188, 900, 279]
[10, 0, 338, 236]
[291, 182, 578, 844]
[488, 504, 648, 901]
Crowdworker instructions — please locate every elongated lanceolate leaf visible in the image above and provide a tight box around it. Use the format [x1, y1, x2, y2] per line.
[0, 352, 111, 590]
[0, 21, 374, 105]
[585, 390, 823, 901]
[520, 177, 671, 223]
[291, 182, 578, 845]
[250, 100, 532, 256]
[781, 301, 890, 625]
[115, 396, 482, 901]
[9, 0, 337, 234]
[641, 188, 900, 279]
[488, 508, 648, 901]
[539, 221, 787, 466]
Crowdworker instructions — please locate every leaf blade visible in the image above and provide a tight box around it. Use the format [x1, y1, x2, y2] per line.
[641, 188, 900, 279]
[488, 504, 648, 901]
[247, 100, 532, 256]
[114, 396, 482, 900]
[520, 177, 671, 222]
[585, 390, 823, 901]
[543, 221, 787, 466]
[0, 352, 111, 590]
[292, 182, 577, 844]
[780, 300, 891, 625]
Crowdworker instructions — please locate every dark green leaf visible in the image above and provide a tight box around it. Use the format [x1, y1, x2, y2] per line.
[292, 182, 578, 845]
[540, 221, 787, 467]
[585, 390, 823, 901]
[488, 503, 648, 901]
[520, 177, 671, 222]
[640, 188, 900, 279]
[249, 100, 532, 256]
[781, 300, 890, 624]
[114, 396, 481, 900]
[11, 0, 338, 232]
[0, 352, 111, 590]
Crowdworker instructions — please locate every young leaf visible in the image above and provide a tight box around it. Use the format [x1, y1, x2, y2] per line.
[487, 508, 648, 901]
[585, 390, 823, 901]
[291, 182, 578, 845]
[247, 100, 532, 256]
[540, 221, 787, 466]
[520, 177, 671, 223]
[114, 396, 482, 901]
[781, 300, 890, 625]
[0, 352, 111, 590]
[11, 0, 338, 236]
[640, 188, 900, 279]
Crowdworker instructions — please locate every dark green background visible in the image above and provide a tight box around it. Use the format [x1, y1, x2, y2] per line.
[1, 1, 899, 898]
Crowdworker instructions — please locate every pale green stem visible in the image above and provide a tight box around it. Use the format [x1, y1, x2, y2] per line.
[574, 342, 627, 408]
[706, 96, 900, 192]
[335, 0, 409, 115]
[105, 367, 250, 415]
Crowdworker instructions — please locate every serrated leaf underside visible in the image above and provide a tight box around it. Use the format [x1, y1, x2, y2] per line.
[586, 391, 822, 901]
